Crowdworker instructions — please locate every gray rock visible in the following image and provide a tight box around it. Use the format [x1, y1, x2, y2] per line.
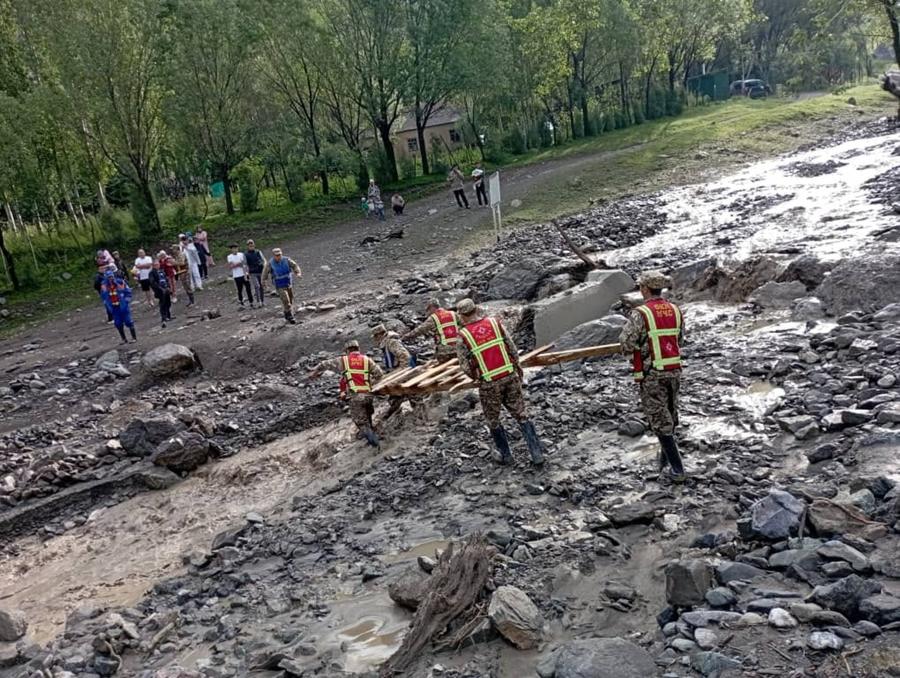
[768, 607, 798, 628]
[852, 620, 882, 637]
[816, 541, 869, 572]
[95, 350, 121, 370]
[806, 443, 839, 463]
[777, 254, 831, 289]
[848, 489, 876, 515]
[877, 404, 900, 424]
[858, 594, 900, 625]
[252, 384, 296, 402]
[486, 258, 546, 300]
[665, 560, 713, 607]
[777, 415, 818, 440]
[716, 561, 766, 583]
[694, 628, 718, 650]
[617, 420, 646, 437]
[387, 566, 431, 611]
[555, 315, 627, 351]
[142, 343, 200, 377]
[818, 254, 900, 315]
[0, 608, 27, 641]
[119, 414, 186, 456]
[151, 432, 210, 473]
[789, 602, 823, 623]
[545, 638, 656, 678]
[607, 501, 656, 526]
[807, 631, 844, 651]
[792, 297, 824, 320]
[705, 587, 737, 608]
[749, 490, 805, 539]
[750, 281, 806, 308]
[137, 467, 182, 490]
[671, 638, 698, 653]
[690, 651, 742, 676]
[681, 611, 743, 627]
[808, 575, 882, 618]
[488, 586, 543, 650]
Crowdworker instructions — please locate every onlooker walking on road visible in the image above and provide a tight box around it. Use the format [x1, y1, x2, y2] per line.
[94, 270, 113, 323]
[195, 226, 214, 278]
[134, 248, 154, 307]
[367, 178, 381, 203]
[448, 164, 469, 209]
[100, 269, 137, 345]
[244, 239, 265, 307]
[148, 260, 175, 327]
[227, 244, 253, 306]
[391, 193, 405, 216]
[472, 163, 488, 206]
[261, 247, 302, 324]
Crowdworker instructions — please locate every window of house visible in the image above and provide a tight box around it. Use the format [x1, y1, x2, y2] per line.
[449, 129, 461, 143]
[407, 137, 419, 152]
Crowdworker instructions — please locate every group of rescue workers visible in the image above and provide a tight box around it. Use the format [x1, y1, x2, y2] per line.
[308, 270, 687, 483]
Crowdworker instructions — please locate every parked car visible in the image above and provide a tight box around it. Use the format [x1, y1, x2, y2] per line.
[729, 79, 773, 98]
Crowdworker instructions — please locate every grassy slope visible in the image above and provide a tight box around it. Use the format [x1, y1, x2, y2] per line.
[1, 84, 893, 337]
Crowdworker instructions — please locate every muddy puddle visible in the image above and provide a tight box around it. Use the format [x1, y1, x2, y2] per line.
[0, 419, 348, 643]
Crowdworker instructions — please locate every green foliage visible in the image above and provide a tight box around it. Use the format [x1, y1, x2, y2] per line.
[231, 158, 265, 213]
[99, 208, 126, 244]
[398, 155, 418, 181]
[355, 160, 371, 193]
[369, 150, 396, 187]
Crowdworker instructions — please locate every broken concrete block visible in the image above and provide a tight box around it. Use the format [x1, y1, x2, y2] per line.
[531, 269, 634, 346]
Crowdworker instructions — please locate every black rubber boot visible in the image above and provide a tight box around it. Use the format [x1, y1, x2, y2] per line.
[490, 426, 512, 465]
[129, 326, 137, 342]
[519, 420, 545, 466]
[362, 428, 381, 448]
[116, 325, 127, 344]
[659, 434, 686, 482]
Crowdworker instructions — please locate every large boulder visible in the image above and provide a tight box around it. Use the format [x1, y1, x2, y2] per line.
[142, 344, 200, 378]
[750, 281, 807, 309]
[858, 594, 900, 625]
[666, 560, 713, 607]
[119, 414, 187, 457]
[0, 608, 27, 641]
[818, 254, 900, 315]
[670, 258, 721, 298]
[387, 566, 431, 611]
[554, 315, 627, 351]
[486, 258, 546, 300]
[537, 638, 656, 678]
[747, 490, 805, 540]
[715, 256, 781, 303]
[530, 270, 634, 346]
[776, 254, 832, 290]
[807, 499, 888, 540]
[488, 585, 543, 650]
[808, 575, 882, 620]
[151, 432, 210, 473]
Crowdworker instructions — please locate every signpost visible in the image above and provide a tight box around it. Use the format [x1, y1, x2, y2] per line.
[488, 171, 502, 241]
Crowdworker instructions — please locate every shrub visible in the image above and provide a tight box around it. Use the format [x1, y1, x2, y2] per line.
[99, 208, 125, 244]
[231, 158, 265, 213]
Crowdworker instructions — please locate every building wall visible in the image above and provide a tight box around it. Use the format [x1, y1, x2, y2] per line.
[395, 123, 465, 158]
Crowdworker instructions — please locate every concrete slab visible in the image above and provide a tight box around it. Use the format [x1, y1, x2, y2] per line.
[531, 269, 634, 346]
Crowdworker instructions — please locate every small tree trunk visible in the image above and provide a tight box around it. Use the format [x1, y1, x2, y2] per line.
[222, 164, 235, 214]
[377, 120, 399, 183]
[0, 220, 19, 290]
[887, 5, 900, 68]
[415, 101, 431, 175]
[97, 181, 108, 209]
[319, 170, 330, 195]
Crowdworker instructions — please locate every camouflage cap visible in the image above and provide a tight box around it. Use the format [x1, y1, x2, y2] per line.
[344, 339, 360, 350]
[638, 270, 672, 290]
[371, 324, 386, 336]
[426, 298, 441, 310]
[456, 298, 477, 316]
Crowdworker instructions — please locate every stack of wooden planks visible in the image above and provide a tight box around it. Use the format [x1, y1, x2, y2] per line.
[372, 343, 622, 396]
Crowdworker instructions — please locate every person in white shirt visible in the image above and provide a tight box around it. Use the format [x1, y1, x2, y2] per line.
[134, 248, 155, 306]
[180, 235, 203, 290]
[227, 244, 253, 306]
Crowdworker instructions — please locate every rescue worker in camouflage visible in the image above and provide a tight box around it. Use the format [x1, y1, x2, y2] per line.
[619, 270, 686, 483]
[402, 298, 460, 363]
[372, 324, 417, 419]
[172, 244, 196, 307]
[308, 339, 384, 447]
[456, 298, 544, 466]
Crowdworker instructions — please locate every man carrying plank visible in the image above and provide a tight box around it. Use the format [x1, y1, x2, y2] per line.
[456, 298, 545, 466]
[402, 298, 461, 363]
[619, 271, 686, 483]
[372, 324, 419, 419]
[308, 339, 384, 448]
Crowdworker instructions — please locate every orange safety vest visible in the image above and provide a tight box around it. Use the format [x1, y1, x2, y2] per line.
[632, 298, 683, 381]
[431, 308, 460, 346]
[340, 353, 372, 393]
[459, 317, 515, 382]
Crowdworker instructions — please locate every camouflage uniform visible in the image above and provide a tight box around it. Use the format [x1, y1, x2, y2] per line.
[174, 250, 194, 294]
[406, 314, 457, 363]
[619, 301, 683, 435]
[261, 256, 302, 317]
[375, 330, 419, 416]
[456, 317, 526, 427]
[313, 356, 384, 431]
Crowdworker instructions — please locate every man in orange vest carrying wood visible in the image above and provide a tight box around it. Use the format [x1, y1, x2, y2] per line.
[402, 299, 461, 363]
[619, 271, 686, 483]
[308, 339, 384, 447]
[456, 298, 545, 466]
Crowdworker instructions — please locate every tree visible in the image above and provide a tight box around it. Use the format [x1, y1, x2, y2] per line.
[38, 0, 168, 238]
[257, 0, 331, 194]
[162, 0, 259, 215]
[323, 0, 408, 183]
[868, 0, 900, 66]
[404, 0, 477, 174]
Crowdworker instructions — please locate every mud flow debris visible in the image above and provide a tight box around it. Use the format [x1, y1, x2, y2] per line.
[1, 118, 900, 678]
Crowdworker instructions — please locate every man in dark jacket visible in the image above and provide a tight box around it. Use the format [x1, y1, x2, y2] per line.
[244, 239, 266, 307]
[148, 260, 175, 327]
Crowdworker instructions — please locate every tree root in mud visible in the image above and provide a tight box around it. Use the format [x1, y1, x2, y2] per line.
[379, 535, 494, 677]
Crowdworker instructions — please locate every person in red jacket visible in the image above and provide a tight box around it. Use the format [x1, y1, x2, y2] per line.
[619, 270, 686, 483]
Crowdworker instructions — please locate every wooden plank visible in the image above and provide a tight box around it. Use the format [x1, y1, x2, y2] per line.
[528, 343, 621, 366]
[372, 366, 422, 393]
[416, 360, 463, 388]
[400, 359, 459, 388]
[517, 344, 555, 366]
